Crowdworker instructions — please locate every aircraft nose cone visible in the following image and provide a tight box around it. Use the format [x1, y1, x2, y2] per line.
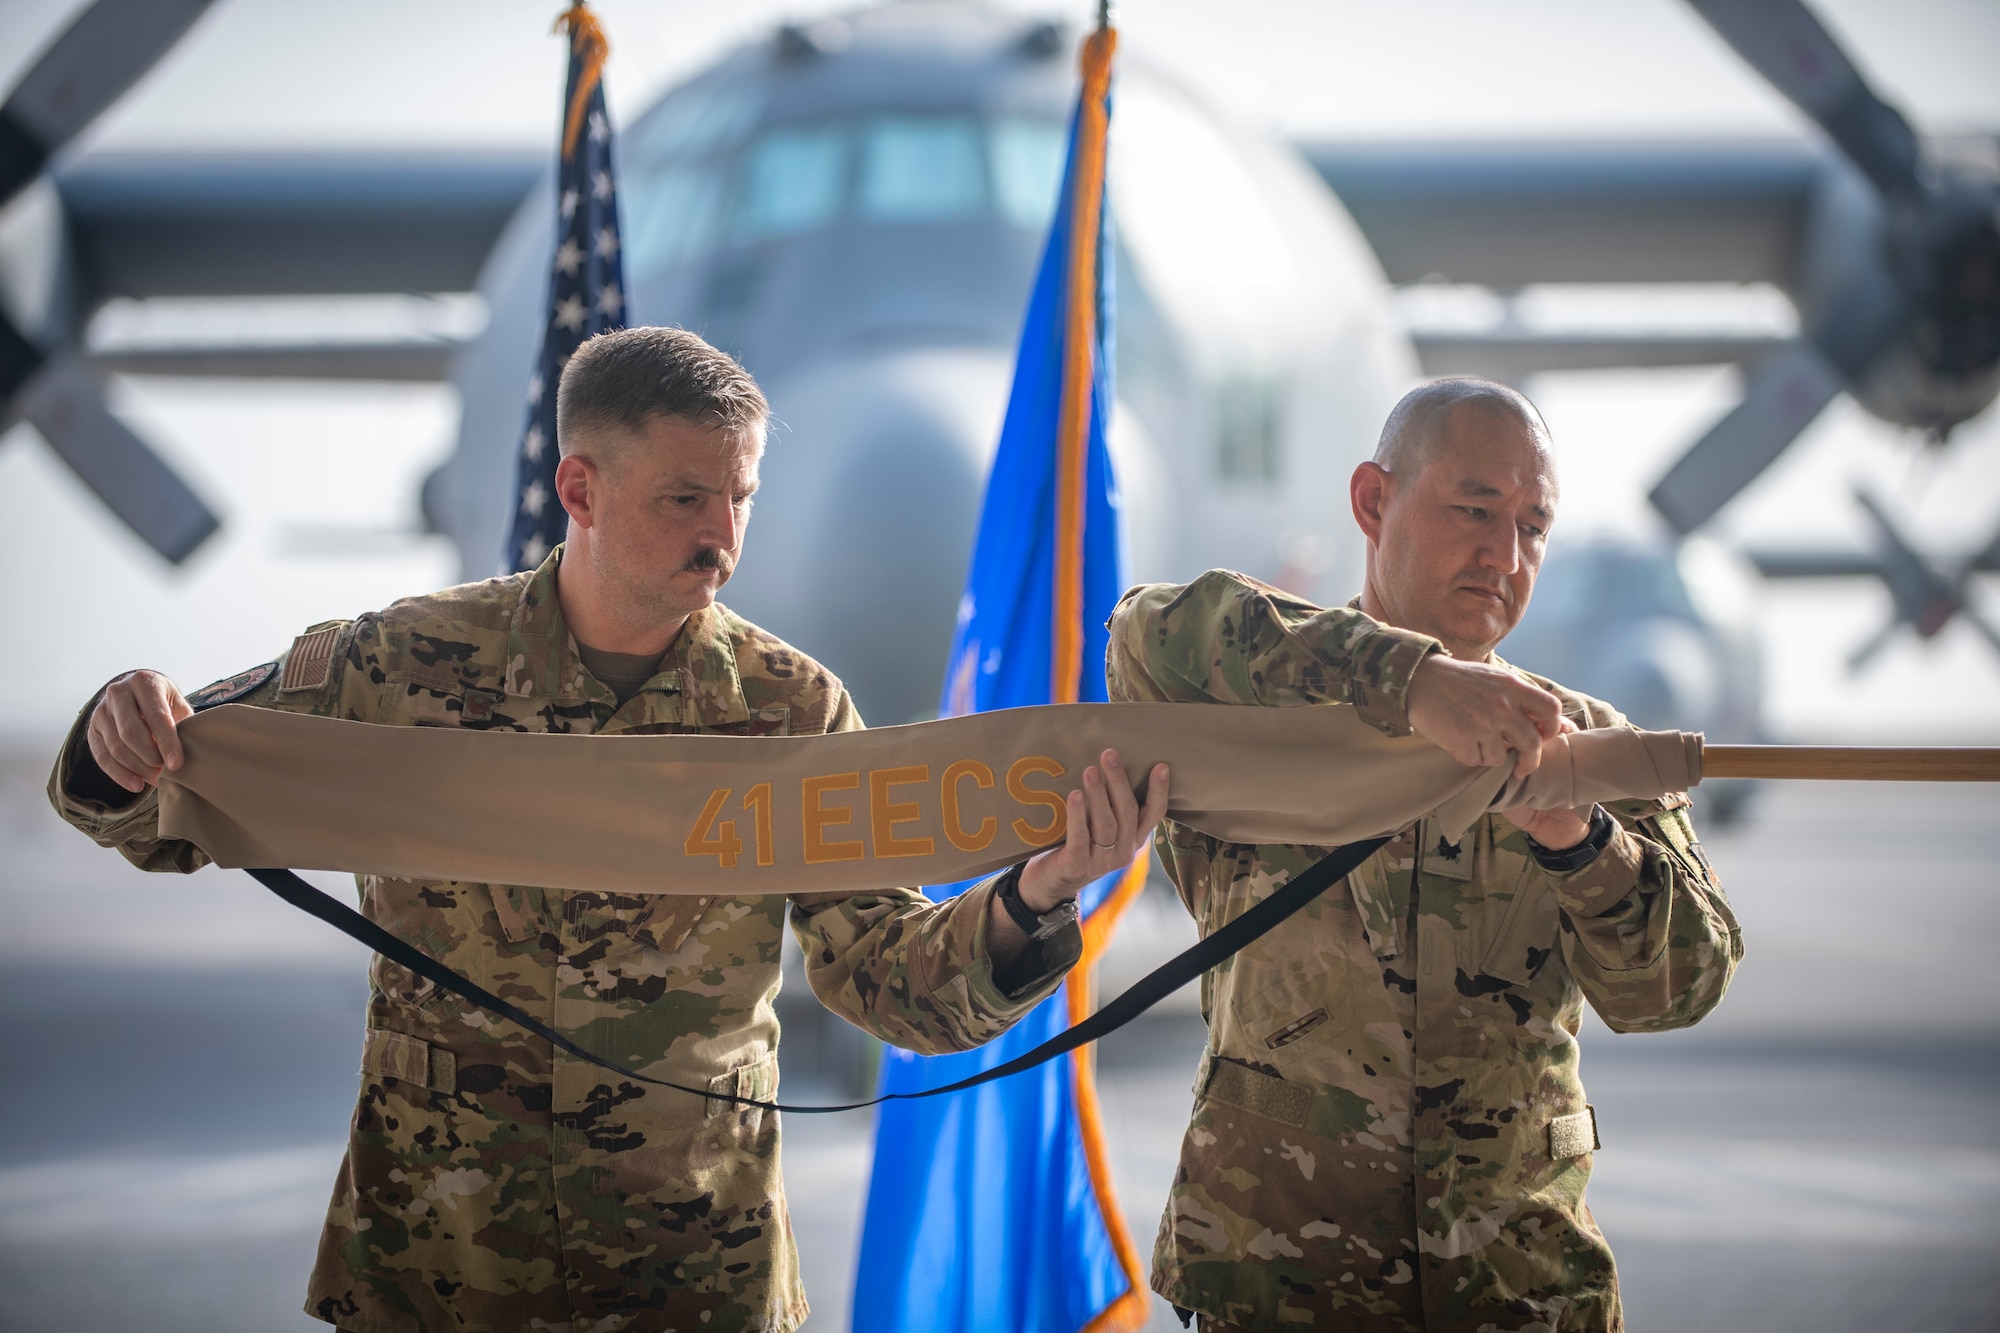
[719, 346, 1013, 724]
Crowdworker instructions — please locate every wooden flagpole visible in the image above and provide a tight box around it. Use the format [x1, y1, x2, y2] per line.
[1702, 745, 2000, 782]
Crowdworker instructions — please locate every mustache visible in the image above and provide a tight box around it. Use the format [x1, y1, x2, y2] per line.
[685, 547, 735, 576]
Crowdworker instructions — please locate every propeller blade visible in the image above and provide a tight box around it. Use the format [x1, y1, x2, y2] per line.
[1846, 617, 1901, 675]
[1741, 547, 1882, 579]
[1852, 487, 1927, 569]
[1854, 486, 1963, 639]
[1684, 0, 1923, 199]
[1, 0, 215, 205]
[13, 352, 220, 564]
[1649, 339, 1842, 534]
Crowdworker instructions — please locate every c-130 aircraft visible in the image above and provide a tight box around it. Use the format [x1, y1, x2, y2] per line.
[3, 0, 1995, 751]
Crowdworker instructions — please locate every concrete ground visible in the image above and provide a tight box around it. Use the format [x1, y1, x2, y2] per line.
[2, 746, 1995, 1331]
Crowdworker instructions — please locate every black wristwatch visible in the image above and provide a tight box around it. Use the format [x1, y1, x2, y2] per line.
[1525, 805, 1616, 874]
[994, 863, 1080, 940]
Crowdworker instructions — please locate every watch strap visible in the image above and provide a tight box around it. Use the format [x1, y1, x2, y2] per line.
[1527, 805, 1615, 874]
[995, 863, 1080, 940]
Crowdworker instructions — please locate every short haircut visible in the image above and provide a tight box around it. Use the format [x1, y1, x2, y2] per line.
[556, 326, 768, 456]
[1374, 378, 1549, 478]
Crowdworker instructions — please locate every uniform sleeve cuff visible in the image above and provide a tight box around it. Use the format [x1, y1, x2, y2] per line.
[1545, 824, 1647, 917]
[1341, 622, 1441, 737]
[47, 685, 148, 822]
[963, 876, 1082, 1008]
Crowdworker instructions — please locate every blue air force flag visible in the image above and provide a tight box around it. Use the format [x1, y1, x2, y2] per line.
[851, 24, 1152, 1333]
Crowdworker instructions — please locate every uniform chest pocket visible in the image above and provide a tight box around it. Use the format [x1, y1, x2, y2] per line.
[1476, 855, 1562, 987]
[699, 704, 791, 738]
[384, 667, 495, 727]
[1218, 887, 1378, 1071]
[1412, 819, 1563, 989]
[561, 890, 720, 961]
[363, 876, 487, 1011]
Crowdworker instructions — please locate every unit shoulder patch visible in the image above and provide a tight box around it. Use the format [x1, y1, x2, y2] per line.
[280, 624, 347, 694]
[186, 662, 278, 711]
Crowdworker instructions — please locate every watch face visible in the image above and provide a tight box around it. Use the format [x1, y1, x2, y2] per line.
[1034, 899, 1080, 939]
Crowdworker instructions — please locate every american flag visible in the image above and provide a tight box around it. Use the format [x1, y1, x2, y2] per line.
[506, 3, 629, 573]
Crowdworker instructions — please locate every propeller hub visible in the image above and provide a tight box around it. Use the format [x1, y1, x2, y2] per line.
[1895, 181, 2000, 384]
[1813, 167, 2000, 436]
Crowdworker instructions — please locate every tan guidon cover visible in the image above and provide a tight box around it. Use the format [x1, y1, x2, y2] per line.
[159, 703, 1704, 897]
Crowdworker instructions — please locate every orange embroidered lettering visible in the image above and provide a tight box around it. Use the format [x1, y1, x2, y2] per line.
[743, 782, 775, 867]
[685, 787, 744, 868]
[869, 765, 935, 859]
[942, 759, 997, 852]
[1006, 755, 1067, 848]
[801, 773, 866, 864]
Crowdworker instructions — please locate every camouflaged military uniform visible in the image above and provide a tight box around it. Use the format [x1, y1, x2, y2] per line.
[1106, 571, 1743, 1333]
[50, 547, 1078, 1333]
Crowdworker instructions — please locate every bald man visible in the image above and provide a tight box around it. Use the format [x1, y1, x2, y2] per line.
[1108, 378, 1743, 1332]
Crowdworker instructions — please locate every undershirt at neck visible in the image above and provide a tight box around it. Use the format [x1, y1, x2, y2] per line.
[575, 641, 667, 708]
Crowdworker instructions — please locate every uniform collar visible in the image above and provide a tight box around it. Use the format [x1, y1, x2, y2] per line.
[504, 545, 573, 698]
[503, 544, 750, 725]
[660, 602, 751, 727]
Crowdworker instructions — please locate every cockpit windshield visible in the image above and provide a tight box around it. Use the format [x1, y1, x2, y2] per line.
[738, 125, 848, 239]
[858, 116, 984, 222]
[625, 106, 1067, 280]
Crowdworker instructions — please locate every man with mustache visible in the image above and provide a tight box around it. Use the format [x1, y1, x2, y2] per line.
[47, 326, 1176, 1332]
[1108, 378, 1743, 1332]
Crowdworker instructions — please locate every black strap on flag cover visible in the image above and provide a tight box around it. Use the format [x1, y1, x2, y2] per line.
[248, 835, 1388, 1115]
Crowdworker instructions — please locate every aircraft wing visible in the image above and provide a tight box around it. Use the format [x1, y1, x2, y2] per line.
[54, 150, 542, 300]
[56, 137, 1829, 386]
[1302, 137, 1822, 379]
[37, 136, 1846, 391]
[1303, 137, 1820, 289]
[39, 150, 540, 384]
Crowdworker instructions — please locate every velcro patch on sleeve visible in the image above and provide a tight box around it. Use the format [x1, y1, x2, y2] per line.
[279, 625, 344, 694]
[1548, 1105, 1600, 1160]
[186, 661, 277, 711]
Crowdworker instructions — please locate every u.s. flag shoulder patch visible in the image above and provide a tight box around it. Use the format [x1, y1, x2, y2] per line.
[187, 661, 278, 711]
[279, 624, 347, 694]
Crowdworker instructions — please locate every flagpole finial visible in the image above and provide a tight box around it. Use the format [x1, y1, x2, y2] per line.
[554, 2, 612, 160]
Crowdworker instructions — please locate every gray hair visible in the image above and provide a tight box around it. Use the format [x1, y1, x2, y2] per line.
[557, 326, 768, 454]
[1374, 378, 1549, 478]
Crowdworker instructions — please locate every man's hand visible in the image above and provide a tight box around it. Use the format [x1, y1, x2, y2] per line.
[87, 670, 192, 793]
[1018, 749, 1171, 911]
[1502, 716, 1593, 848]
[1406, 655, 1564, 778]
[987, 749, 1168, 971]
